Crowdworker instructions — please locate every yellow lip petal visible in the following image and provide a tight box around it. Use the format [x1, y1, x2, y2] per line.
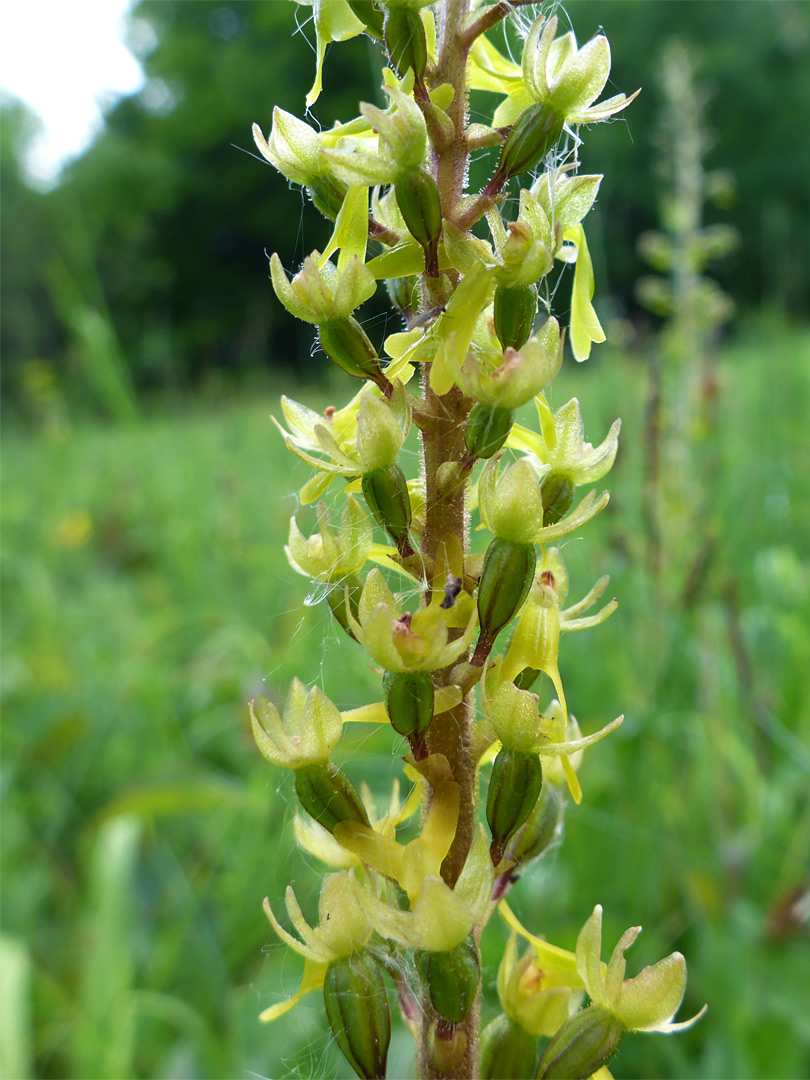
[259, 957, 326, 1022]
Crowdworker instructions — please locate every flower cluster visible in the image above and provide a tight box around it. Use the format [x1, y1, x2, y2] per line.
[248, 5, 701, 1078]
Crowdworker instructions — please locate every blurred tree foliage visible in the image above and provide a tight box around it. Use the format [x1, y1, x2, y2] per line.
[2, 0, 809, 401]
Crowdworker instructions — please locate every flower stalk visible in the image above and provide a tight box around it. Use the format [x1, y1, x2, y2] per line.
[249, 4, 702, 1078]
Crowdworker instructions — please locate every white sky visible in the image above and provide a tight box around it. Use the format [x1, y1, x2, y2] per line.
[0, 0, 144, 184]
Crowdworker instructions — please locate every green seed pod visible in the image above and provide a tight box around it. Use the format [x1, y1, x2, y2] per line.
[466, 404, 515, 461]
[383, 670, 434, 738]
[362, 464, 412, 550]
[494, 284, 538, 351]
[487, 747, 543, 863]
[495, 103, 564, 186]
[536, 1005, 624, 1080]
[394, 168, 443, 275]
[506, 782, 562, 867]
[383, 2, 428, 82]
[540, 472, 575, 526]
[319, 318, 384, 383]
[324, 953, 391, 1079]
[475, 539, 536, 662]
[294, 762, 370, 834]
[307, 175, 349, 221]
[416, 935, 481, 1024]
[346, 0, 385, 39]
[513, 666, 540, 691]
[326, 575, 363, 640]
[480, 1014, 538, 1080]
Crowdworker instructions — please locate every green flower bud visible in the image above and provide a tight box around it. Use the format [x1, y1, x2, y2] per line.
[294, 762, 371, 835]
[362, 464, 413, 550]
[326, 575, 363, 640]
[540, 472, 575, 526]
[474, 539, 536, 665]
[416, 935, 481, 1023]
[384, 3, 428, 83]
[319, 318, 385, 383]
[505, 782, 562, 867]
[480, 1014, 538, 1080]
[487, 747, 543, 864]
[382, 670, 434, 738]
[324, 953, 391, 1079]
[346, 0, 385, 40]
[494, 284, 538, 351]
[466, 404, 515, 461]
[394, 168, 443, 276]
[536, 1004, 624, 1080]
[495, 103, 564, 186]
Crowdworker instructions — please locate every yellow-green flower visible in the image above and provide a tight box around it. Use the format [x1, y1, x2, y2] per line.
[324, 81, 428, 187]
[275, 383, 411, 503]
[469, 16, 639, 130]
[496, 904, 585, 1038]
[250, 679, 343, 769]
[260, 871, 372, 1021]
[577, 906, 707, 1033]
[347, 567, 478, 673]
[337, 794, 494, 951]
[447, 319, 563, 410]
[286, 496, 372, 581]
[509, 396, 621, 488]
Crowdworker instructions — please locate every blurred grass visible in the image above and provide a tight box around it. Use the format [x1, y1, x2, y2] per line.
[2, 326, 809, 1079]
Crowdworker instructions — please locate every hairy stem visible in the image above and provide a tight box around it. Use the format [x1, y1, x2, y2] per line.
[417, 4, 482, 1077]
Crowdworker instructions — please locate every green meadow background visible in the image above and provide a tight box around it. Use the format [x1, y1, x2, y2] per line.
[2, 3, 810, 1079]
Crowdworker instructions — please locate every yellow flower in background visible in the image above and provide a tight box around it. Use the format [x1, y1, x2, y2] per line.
[55, 510, 92, 549]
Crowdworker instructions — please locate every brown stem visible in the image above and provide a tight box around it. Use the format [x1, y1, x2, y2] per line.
[461, 0, 542, 49]
[368, 215, 401, 246]
[417, 4, 482, 1078]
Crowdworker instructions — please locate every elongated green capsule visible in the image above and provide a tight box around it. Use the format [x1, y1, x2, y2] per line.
[487, 747, 543, 863]
[480, 1014, 538, 1080]
[326, 575, 362, 640]
[536, 1005, 624, 1080]
[416, 935, 481, 1024]
[474, 539, 536, 664]
[307, 174, 348, 221]
[494, 284, 537, 351]
[383, 670, 434, 738]
[466, 404, 515, 461]
[494, 103, 564, 187]
[540, 471, 575, 526]
[384, 3, 428, 82]
[319, 318, 384, 383]
[294, 762, 370, 834]
[346, 0, 384, 39]
[506, 782, 562, 867]
[324, 953, 391, 1079]
[395, 168, 443, 276]
[362, 464, 412, 550]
